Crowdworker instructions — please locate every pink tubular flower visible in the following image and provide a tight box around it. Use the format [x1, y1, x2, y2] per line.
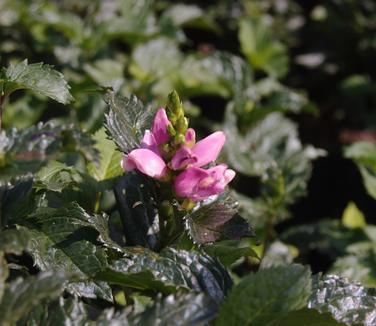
[174, 164, 236, 201]
[152, 108, 171, 144]
[121, 149, 167, 179]
[171, 131, 226, 170]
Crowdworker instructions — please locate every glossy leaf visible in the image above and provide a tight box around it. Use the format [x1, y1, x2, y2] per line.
[104, 91, 154, 154]
[22, 203, 112, 301]
[1, 59, 73, 104]
[185, 192, 254, 244]
[0, 271, 67, 326]
[308, 274, 376, 326]
[216, 264, 312, 326]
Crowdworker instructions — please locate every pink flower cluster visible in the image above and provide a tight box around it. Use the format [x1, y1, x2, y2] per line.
[121, 108, 235, 202]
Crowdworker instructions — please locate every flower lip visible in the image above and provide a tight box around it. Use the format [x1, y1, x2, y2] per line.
[191, 131, 226, 168]
[121, 148, 167, 179]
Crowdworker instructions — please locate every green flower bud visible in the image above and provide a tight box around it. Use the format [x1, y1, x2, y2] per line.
[167, 124, 176, 137]
[176, 116, 188, 134]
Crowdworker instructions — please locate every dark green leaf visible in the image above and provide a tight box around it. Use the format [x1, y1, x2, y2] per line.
[2, 59, 73, 104]
[22, 203, 112, 301]
[185, 192, 254, 244]
[113, 173, 158, 248]
[0, 271, 67, 326]
[104, 91, 154, 154]
[216, 264, 312, 326]
[96, 247, 231, 303]
[271, 308, 344, 326]
[308, 274, 376, 326]
[203, 240, 259, 266]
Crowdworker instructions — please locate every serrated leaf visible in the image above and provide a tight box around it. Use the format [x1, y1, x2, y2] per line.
[96, 247, 231, 303]
[185, 192, 254, 244]
[0, 271, 67, 326]
[87, 128, 123, 181]
[22, 203, 112, 301]
[216, 264, 312, 326]
[2, 59, 73, 104]
[113, 173, 158, 248]
[104, 91, 154, 154]
[0, 228, 31, 255]
[308, 274, 376, 326]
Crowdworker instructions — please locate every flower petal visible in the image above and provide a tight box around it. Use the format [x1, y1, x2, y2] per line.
[152, 108, 170, 145]
[191, 131, 226, 167]
[126, 148, 167, 179]
[141, 130, 158, 153]
[174, 167, 208, 199]
[185, 128, 196, 147]
[171, 146, 197, 170]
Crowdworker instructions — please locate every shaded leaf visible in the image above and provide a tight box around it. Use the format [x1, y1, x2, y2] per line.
[0, 271, 67, 326]
[0, 251, 8, 302]
[308, 274, 376, 326]
[216, 264, 312, 326]
[22, 203, 112, 301]
[185, 192, 254, 244]
[1, 59, 73, 104]
[271, 308, 344, 326]
[260, 240, 298, 269]
[104, 91, 154, 154]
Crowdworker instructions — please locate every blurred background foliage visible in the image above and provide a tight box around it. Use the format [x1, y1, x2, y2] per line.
[1, 0, 376, 285]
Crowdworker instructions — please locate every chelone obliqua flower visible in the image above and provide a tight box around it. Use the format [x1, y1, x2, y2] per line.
[121, 104, 235, 202]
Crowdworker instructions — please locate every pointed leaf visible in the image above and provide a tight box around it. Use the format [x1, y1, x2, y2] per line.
[216, 264, 312, 326]
[2, 60, 73, 104]
[104, 91, 154, 154]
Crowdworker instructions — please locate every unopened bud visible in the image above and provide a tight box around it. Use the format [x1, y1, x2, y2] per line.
[173, 133, 186, 146]
[167, 124, 176, 137]
[176, 117, 188, 134]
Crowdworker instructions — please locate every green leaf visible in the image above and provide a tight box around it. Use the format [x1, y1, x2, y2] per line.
[224, 110, 324, 212]
[185, 192, 254, 244]
[0, 271, 67, 326]
[96, 292, 218, 326]
[271, 308, 344, 326]
[22, 203, 112, 301]
[216, 264, 312, 326]
[308, 274, 376, 325]
[104, 91, 154, 154]
[87, 128, 123, 181]
[239, 18, 289, 78]
[96, 247, 232, 303]
[330, 242, 376, 287]
[345, 142, 376, 200]
[113, 173, 158, 248]
[17, 296, 89, 326]
[203, 240, 259, 266]
[0, 228, 31, 255]
[342, 201, 366, 229]
[1, 59, 73, 104]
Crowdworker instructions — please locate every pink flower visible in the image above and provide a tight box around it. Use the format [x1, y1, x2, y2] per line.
[171, 131, 226, 170]
[121, 149, 167, 179]
[152, 108, 170, 144]
[121, 108, 171, 179]
[174, 164, 236, 201]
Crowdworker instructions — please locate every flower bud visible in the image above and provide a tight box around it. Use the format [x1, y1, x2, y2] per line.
[176, 116, 188, 134]
[167, 124, 176, 137]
